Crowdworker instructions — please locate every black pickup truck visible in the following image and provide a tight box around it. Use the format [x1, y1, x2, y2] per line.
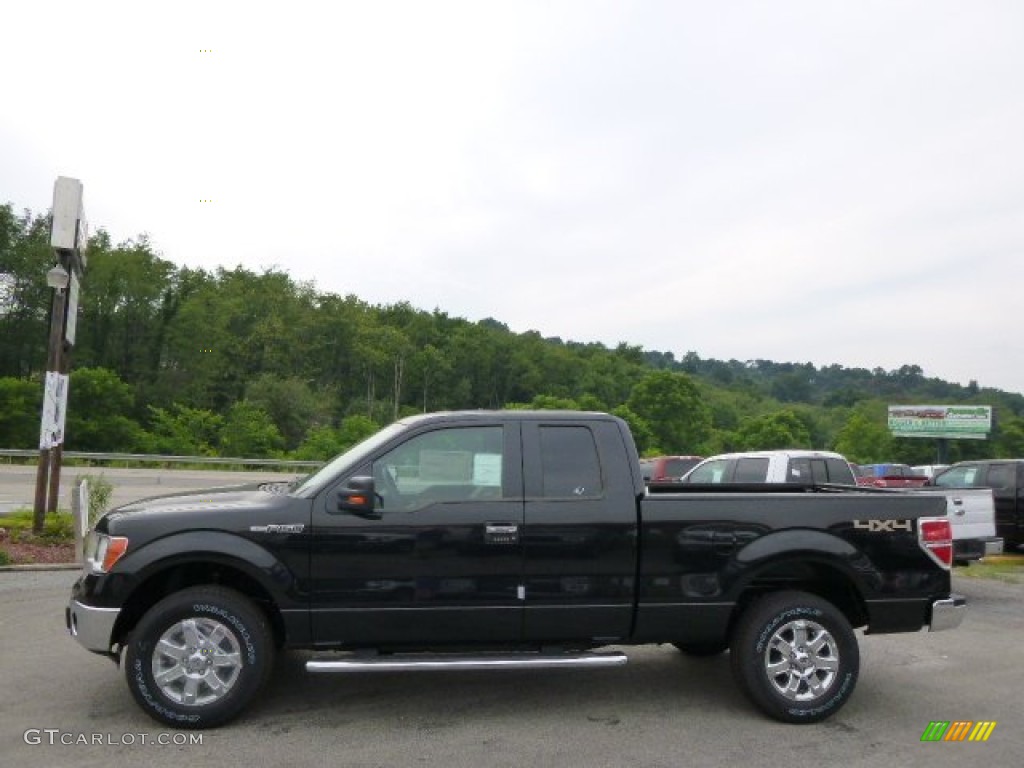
[67, 411, 965, 728]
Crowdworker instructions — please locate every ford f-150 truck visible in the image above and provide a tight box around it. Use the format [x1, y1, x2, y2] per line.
[67, 411, 965, 728]
[683, 451, 1000, 564]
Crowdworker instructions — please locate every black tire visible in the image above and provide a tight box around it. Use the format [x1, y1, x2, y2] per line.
[124, 586, 274, 729]
[729, 590, 859, 724]
[672, 641, 728, 657]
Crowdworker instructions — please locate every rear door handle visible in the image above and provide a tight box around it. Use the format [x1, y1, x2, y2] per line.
[712, 531, 737, 553]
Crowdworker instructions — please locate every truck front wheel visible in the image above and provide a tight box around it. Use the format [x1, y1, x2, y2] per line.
[730, 590, 859, 724]
[124, 586, 274, 729]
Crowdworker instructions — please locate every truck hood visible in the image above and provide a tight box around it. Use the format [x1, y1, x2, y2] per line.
[100, 482, 297, 538]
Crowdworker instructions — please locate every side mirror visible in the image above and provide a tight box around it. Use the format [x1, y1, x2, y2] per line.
[337, 476, 381, 519]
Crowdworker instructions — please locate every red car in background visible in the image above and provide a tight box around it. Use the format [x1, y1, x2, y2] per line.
[639, 455, 704, 483]
[854, 463, 930, 488]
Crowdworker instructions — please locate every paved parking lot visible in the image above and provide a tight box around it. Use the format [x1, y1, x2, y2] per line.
[0, 465, 295, 514]
[1, 569, 1020, 768]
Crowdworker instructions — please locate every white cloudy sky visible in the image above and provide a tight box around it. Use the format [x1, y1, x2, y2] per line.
[3, 0, 1022, 394]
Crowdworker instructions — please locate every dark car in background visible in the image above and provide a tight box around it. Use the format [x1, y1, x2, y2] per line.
[934, 460, 1024, 552]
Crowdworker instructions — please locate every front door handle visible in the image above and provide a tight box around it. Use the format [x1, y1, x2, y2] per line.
[484, 523, 519, 545]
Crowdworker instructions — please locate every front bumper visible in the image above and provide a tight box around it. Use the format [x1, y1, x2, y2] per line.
[928, 594, 967, 632]
[66, 598, 120, 653]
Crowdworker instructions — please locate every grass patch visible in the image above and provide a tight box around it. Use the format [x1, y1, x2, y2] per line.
[956, 555, 1024, 584]
[0, 509, 77, 565]
[0, 508, 75, 542]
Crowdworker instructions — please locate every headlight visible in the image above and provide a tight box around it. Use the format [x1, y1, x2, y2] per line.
[85, 533, 129, 573]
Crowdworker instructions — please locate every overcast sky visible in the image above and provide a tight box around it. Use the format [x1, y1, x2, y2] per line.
[3, 1, 1022, 395]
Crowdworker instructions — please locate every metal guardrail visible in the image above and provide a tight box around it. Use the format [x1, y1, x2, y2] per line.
[0, 449, 322, 469]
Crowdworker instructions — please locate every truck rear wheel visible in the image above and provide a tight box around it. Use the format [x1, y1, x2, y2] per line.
[730, 590, 859, 723]
[124, 586, 274, 729]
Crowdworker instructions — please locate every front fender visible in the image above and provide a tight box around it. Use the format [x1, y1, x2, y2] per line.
[83, 531, 303, 611]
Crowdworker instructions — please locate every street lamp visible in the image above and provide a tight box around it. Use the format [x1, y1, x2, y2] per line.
[46, 265, 70, 291]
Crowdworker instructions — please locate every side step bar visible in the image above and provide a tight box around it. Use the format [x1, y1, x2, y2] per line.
[307, 650, 627, 673]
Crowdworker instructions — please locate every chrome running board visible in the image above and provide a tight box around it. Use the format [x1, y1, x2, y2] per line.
[306, 650, 627, 673]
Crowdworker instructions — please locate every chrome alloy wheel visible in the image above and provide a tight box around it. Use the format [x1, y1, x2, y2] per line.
[151, 617, 243, 706]
[763, 618, 839, 701]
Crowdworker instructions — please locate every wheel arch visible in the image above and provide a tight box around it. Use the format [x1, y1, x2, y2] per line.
[110, 533, 293, 649]
[725, 552, 871, 641]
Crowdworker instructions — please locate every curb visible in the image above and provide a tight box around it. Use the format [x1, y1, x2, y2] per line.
[0, 563, 81, 572]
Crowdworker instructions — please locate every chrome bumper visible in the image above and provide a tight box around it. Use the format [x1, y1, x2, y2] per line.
[982, 537, 1004, 556]
[929, 594, 967, 632]
[66, 598, 120, 653]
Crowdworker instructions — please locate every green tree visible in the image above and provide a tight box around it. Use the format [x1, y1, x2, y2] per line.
[611, 404, 657, 455]
[834, 411, 893, 463]
[292, 425, 345, 461]
[0, 206, 52, 378]
[218, 401, 284, 458]
[994, 415, 1024, 457]
[66, 367, 144, 451]
[337, 414, 380, 449]
[74, 234, 177, 385]
[732, 409, 812, 451]
[246, 374, 327, 451]
[627, 371, 711, 453]
[0, 376, 40, 447]
[145, 404, 224, 455]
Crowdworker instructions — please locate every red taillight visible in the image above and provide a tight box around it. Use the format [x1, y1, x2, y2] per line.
[918, 518, 953, 569]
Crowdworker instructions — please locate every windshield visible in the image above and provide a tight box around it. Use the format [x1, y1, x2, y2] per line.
[291, 422, 407, 498]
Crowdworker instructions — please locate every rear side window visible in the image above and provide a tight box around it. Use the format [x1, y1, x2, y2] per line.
[934, 465, 980, 487]
[539, 426, 603, 498]
[788, 458, 813, 483]
[734, 458, 770, 482]
[983, 464, 1014, 491]
[825, 459, 855, 484]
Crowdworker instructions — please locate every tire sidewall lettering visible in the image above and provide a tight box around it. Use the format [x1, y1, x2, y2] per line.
[132, 658, 202, 724]
[786, 671, 855, 718]
[192, 603, 257, 665]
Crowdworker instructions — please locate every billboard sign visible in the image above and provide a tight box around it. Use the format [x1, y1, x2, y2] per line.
[888, 405, 991, 440]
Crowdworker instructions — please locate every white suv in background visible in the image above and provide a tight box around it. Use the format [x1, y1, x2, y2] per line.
[680, 450, 857, 485]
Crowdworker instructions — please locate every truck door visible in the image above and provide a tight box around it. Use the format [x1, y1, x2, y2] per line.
[982, 462, 1021, 547]
[310, 421, 524, 646]
[521, 420, 638, 643]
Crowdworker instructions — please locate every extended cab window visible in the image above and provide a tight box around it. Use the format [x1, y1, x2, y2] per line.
[734, 458, 769, 482]
[372, 426, 505, 511]
[539, 425, 602, 498]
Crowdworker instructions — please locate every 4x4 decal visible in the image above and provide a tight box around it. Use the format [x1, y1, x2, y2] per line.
[853, 519, 913, 532]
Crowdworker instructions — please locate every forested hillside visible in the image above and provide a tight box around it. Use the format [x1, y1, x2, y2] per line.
[3, 204, 1023, 462]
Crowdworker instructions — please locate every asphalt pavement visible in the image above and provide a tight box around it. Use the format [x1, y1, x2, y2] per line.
[1, 570, 1020, 768]
[0, 465, 298, 515]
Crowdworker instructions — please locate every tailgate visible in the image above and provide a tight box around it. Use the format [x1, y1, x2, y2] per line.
[933, 488, 996, 541]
